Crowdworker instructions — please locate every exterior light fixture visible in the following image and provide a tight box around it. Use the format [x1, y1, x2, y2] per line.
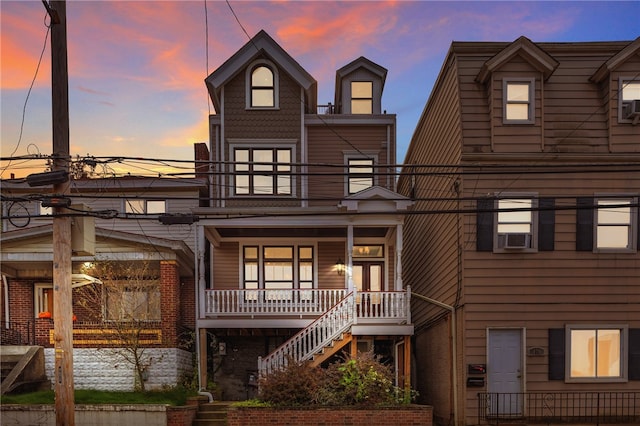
[336, 258, 345, 276]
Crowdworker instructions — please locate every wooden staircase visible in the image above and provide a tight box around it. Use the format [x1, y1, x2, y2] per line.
[310, 332, 352, 367]
[258, 292, 356, 375]
[192, 401, 232, 426]
[1, 346, 50, 395]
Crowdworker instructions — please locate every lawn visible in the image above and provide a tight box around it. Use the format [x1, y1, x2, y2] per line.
[0, 387, 196, 406]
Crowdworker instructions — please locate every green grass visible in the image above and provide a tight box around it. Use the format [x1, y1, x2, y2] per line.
[0, 387, 197, 406]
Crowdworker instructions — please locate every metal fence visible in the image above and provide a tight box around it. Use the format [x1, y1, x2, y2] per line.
[478, 392, 640, 425]
[0, 320, 34, 345]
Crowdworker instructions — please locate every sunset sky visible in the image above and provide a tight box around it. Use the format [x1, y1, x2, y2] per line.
[1, 1, 639, 178]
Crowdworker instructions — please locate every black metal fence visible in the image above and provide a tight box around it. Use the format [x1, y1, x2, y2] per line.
[478, 392, 640, 425]
[0, 320, 34, 346]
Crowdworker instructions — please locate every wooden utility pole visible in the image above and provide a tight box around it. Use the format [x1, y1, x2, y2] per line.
[48, 1, 75, 424]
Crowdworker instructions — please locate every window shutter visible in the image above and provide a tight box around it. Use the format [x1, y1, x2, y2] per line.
[576, 197, 593, 251]
[538, 198, 555, 251]
[629, 329, 640, 380]
[477, 199, 494, 251]
[548, 328, 565, 380]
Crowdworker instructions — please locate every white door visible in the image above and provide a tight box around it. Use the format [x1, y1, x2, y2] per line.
[487, 329, 523, 416]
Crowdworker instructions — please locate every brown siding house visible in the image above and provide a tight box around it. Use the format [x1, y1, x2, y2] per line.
[196, 30, 412, 400]
[398, 36, 640, 426]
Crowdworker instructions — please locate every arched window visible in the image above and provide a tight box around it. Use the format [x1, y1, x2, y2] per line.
[251, 65, 274, 107]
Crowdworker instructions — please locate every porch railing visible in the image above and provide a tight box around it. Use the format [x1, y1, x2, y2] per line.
[258, 291, 355, 375]
[205, 289, 347, 317]
[478, 392, 640, 424]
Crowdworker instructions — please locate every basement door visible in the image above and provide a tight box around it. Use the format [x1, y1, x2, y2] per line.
[487, 328, 523, 417]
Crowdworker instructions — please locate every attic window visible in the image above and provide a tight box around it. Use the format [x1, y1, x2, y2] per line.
[251, 65, 275, 108]
[620, 79, 640, 123]
[504, 79, 534, 124]
[351, 81, 373, 114]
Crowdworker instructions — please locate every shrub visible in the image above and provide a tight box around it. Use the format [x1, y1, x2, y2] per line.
[258, 358, 323, 406]
[259, 351, 411, 407]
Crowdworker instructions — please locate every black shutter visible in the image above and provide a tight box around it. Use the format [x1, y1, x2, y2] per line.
[576, 197, 593, 251]
[548, 328, 565, 380]
[629, 329, 640, 380]
[538, 198, 555, 251]
[477, 198, 494, 252]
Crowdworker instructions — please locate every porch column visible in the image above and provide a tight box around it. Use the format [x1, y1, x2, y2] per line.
[196, 224, 206, 317]
[160, 260, 179, 346]
[395, 224, 404, 291]
[404, 335, 411, 399]
[198, 328, 208, 390]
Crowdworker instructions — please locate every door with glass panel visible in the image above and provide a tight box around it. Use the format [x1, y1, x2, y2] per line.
[352, 262, 383, 315]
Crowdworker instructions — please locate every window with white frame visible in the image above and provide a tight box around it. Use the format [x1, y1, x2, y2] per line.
[351, 81, 373, 114]
[495, 197, 536, 250]
[242, 244, 315, 300]
[620, 79, 640, 123]
[595, 197, 636, 250]
[234, 147, 292, 196]
[124, 199, 166, 214]
[566, 325, 627, 382]
[504, 79, 534, 123]
[250, 65, 275, 108]
[347, 158, 374, 194]
[34, 283, 54, 317]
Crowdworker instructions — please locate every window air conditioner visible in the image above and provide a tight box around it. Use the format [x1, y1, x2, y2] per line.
[503, 233, 531, 249]
[624, 100, 640, 119]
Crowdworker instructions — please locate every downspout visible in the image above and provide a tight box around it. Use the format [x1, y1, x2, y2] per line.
[411, 292, 458, 426]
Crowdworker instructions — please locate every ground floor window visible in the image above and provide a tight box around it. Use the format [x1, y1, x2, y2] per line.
[566, 325, 627, 382]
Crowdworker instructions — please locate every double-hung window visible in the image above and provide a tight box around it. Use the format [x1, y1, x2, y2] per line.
[566, 325, 628, 382]
[595, 197, 637, 251]
[347, 158, 374, 194]
[495, 197, 536, 250]
[234, 148, 292, 196]
[250, 66, 274, 108]
[620, 79, 640, 123]
[504, 79, 534, 123]
[351, 81, 373, 114]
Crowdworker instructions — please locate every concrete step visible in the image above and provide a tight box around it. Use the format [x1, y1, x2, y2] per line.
[193, 402, 232, 426]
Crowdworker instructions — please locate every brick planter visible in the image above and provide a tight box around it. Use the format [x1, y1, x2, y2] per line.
[227, 405, 433, 426]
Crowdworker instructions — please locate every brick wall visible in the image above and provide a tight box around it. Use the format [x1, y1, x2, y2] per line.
[180, 277, 195, 329]
[227, 406, 433, 426]
[160, 260, 179, 346]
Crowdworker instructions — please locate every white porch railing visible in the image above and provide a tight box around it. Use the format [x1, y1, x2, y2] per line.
[258, 292, 355, 375]
[204, 289, 347, 316]
[257, 288, 411, 375]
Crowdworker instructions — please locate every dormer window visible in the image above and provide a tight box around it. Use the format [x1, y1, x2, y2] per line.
[620, 79, 640, 123]
[504, 79, 534, 123]
[246, 60, 279, 109]
[351, 81, 373, 114]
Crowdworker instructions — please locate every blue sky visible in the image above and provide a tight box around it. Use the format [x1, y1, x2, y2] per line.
[1, 1, 639, 177]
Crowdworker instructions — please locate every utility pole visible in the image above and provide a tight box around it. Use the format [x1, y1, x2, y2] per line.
[45, 0, 75, 424]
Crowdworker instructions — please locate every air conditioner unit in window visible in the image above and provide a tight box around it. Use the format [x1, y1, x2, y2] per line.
[624, 100, 640, 119]
[503, 233, 531, 249]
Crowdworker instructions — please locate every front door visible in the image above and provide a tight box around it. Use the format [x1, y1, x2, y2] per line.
[487, 329, 523, 417]
[353, 262, 383, 314]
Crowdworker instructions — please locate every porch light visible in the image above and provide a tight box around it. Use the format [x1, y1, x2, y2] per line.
[336, 258, 345, 276]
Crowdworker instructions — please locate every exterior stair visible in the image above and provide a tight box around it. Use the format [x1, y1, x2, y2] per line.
[1, 346, 50, 395]
[192, 401, 232, 426]
[310, 332, 352, 367]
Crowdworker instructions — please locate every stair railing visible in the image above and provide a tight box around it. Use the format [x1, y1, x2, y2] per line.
[258, 291, 356, 376]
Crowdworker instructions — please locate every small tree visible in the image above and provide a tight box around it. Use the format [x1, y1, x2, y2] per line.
[76, 260, 161, 391]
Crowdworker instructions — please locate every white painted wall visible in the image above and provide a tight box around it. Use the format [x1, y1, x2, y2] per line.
[44, 348, 192, 391]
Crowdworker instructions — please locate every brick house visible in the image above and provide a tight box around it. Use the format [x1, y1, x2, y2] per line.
[1, 175, 206, 390]
[193, 30, 413, 399]
[397, 37, 640, 425]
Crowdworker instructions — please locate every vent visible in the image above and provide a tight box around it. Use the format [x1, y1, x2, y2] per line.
[527, 346, 546, 357]
[503, 233, 531, 249]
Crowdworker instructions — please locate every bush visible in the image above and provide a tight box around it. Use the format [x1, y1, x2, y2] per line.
[259, 351, 411, 407]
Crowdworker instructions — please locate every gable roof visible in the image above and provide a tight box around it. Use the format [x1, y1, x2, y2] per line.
[205, 29, 317, 112]
[590, 36, 640, 83]
[334, 56, 387, 104]
[340, 186, 413, 212]
[476, 36, 559, 83]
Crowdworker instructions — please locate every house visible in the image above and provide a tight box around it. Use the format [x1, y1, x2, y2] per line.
[193, 30, 413, 400]
[1, 172, 206, 391]
[397, 37, 640, 425]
